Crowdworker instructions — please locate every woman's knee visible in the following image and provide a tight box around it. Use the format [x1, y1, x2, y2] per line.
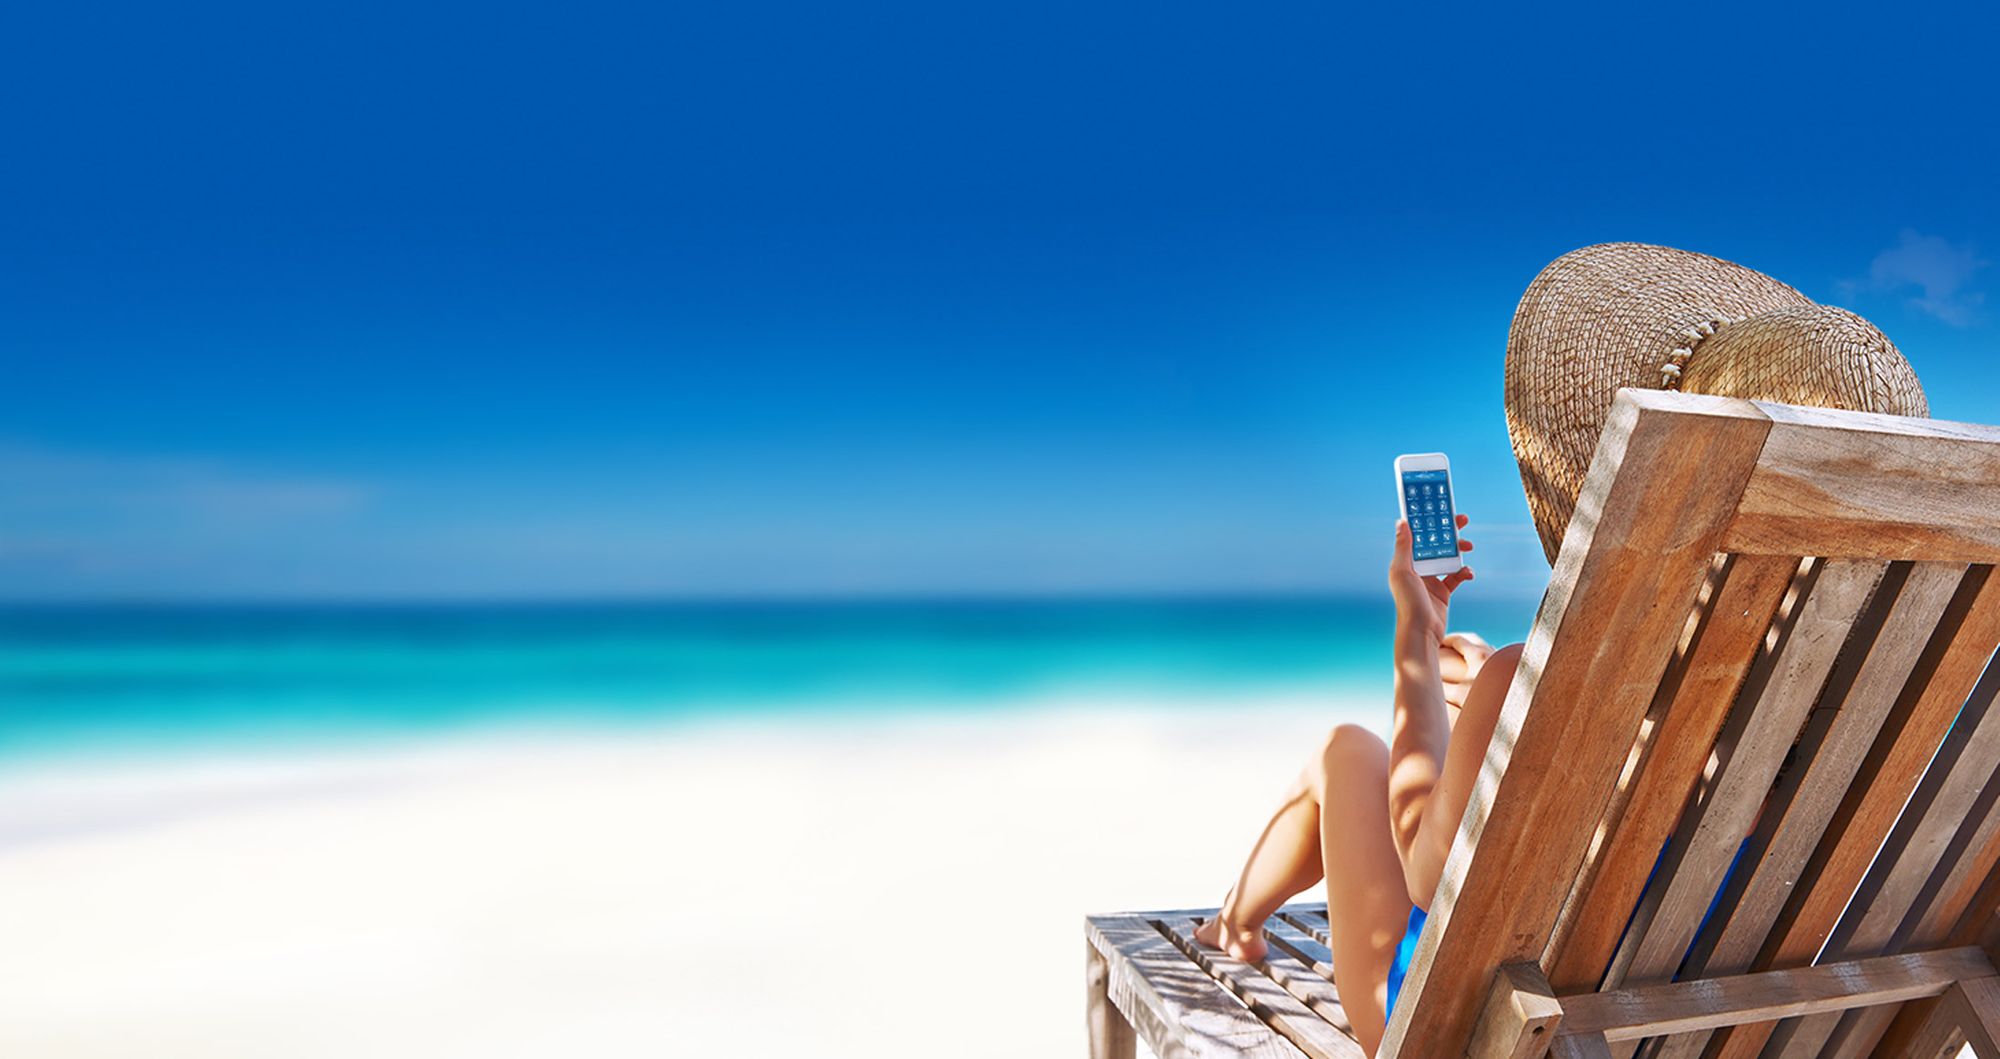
[1308, 723, 1388, 800]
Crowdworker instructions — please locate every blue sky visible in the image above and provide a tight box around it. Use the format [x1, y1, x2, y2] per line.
[3, 2, 1996, 600]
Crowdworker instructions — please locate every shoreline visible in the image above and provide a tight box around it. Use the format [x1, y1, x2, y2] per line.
[0, 684, 1388, 849]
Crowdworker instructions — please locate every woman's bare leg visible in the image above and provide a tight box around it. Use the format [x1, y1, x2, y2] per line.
[1315, 724, 1418, 1056]
[1195, 724, 1412, 1054]
[1193, 777, 1324, 962]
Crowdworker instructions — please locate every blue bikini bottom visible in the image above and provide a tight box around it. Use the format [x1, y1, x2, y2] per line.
[1384, 838, 1751, 1017]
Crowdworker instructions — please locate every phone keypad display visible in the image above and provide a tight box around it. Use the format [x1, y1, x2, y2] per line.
[1401, 470, 1459, 561]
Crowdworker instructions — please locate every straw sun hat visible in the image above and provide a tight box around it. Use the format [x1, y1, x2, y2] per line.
[1504, 242, 1929, 565]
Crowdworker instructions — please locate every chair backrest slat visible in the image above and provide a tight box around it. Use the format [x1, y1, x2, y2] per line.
[1541, 553, 1799, 992]
[1634, 562, 1969, 1059]
[1691, 562, 1967, 965]
[1767, 652, 2000, 1059]
[1833, 652, 2000, 961]
[1873, 838, 2000, 1054]
[1693, 566, 2000, 1059]
[1756, 565, 2000, 961]
[1601, 559, 1885, 993]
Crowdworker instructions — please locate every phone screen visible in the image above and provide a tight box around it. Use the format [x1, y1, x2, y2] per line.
[1400, 469, 1460, 561]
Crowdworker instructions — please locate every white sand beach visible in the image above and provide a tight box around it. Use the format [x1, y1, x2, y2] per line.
[0, 699, 1362, 1058]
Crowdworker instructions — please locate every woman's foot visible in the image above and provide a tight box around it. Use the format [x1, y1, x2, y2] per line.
[1193, 911, 1268, 963]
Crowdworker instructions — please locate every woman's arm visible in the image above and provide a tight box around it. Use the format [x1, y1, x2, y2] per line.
[1388, 605, 1451, 891]
[1399, 641, 1522, 906]
[1382, 517, 1475, 905]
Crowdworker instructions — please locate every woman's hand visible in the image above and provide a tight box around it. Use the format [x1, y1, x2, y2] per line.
[1388, 515, 1475, 641]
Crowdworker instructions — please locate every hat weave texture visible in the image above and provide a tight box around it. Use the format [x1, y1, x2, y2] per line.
[1504, 242, 1927, 564]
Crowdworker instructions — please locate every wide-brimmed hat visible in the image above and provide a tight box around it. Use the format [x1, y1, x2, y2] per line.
[1505, 242, 1928, 564]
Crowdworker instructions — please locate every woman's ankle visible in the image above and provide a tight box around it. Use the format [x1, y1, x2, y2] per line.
[1215, 898, 1265, 938]
[1197, 901, 1270, 962]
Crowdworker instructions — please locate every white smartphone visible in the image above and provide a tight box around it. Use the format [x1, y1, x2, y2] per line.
[1394, 452, 1464, 576]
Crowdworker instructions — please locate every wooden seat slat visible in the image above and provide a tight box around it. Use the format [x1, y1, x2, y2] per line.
[1087, 915, 1305, 1059]
[1263, 918, 1332, 973]
[1085, 909, 1366, 1059]
[1257, 921, 1357, 1039]
[1277, 909, 1331, 950]
[1156, 918, 1365, 1059]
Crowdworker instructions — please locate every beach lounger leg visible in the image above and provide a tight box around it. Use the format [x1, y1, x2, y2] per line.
[1086, 939, 1136, 1059]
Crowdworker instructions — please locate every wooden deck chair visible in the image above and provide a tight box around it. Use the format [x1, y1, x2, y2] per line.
[1085, 390, 2000, 1059]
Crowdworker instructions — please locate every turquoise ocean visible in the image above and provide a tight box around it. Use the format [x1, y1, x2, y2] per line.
[0, 596, 1534, 764]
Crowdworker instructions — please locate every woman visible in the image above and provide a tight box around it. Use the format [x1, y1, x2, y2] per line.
[1192, 516, 1521, 1054]
[1190, 241, 1931, 1057]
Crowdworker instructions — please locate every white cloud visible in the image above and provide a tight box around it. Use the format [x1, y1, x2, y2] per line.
[1841, 230, 1988, 325]
[0, 444, 371, 586]
[0, 445, 367, 520]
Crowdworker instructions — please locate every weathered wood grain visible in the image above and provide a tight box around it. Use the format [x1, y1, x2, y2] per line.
[1086, 915, 1304, 1059]
[1700, 565, 2000, 1059]
[1260, 919, 1357, 1038]
[1380, 392, 1778, 1059]
[1551, 945, 1993, 1040]
[1722, 401, 2000, 563]
[1158, 918, 1363, 1059]
[1652, 563, 1966, 1059]
[1469, 962, 1565, 1059]
[1542, 553, 1801, 992]
[1263, 917, 1333, 973]
[1604, 559, 1883, 995]
[1551, 1031, 1615, 1059]
[1770, 652, 2000, 1058]
[1276, 909, 1332, 951]
[1089, 938, 1138, 1059]
[1947, 977, 2000, 1058]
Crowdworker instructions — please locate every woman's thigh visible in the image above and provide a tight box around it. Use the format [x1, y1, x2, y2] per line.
[1315, 724, 1416, 1054]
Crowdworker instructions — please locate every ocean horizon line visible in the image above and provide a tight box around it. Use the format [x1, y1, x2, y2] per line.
[0, 586, 1548, 612]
